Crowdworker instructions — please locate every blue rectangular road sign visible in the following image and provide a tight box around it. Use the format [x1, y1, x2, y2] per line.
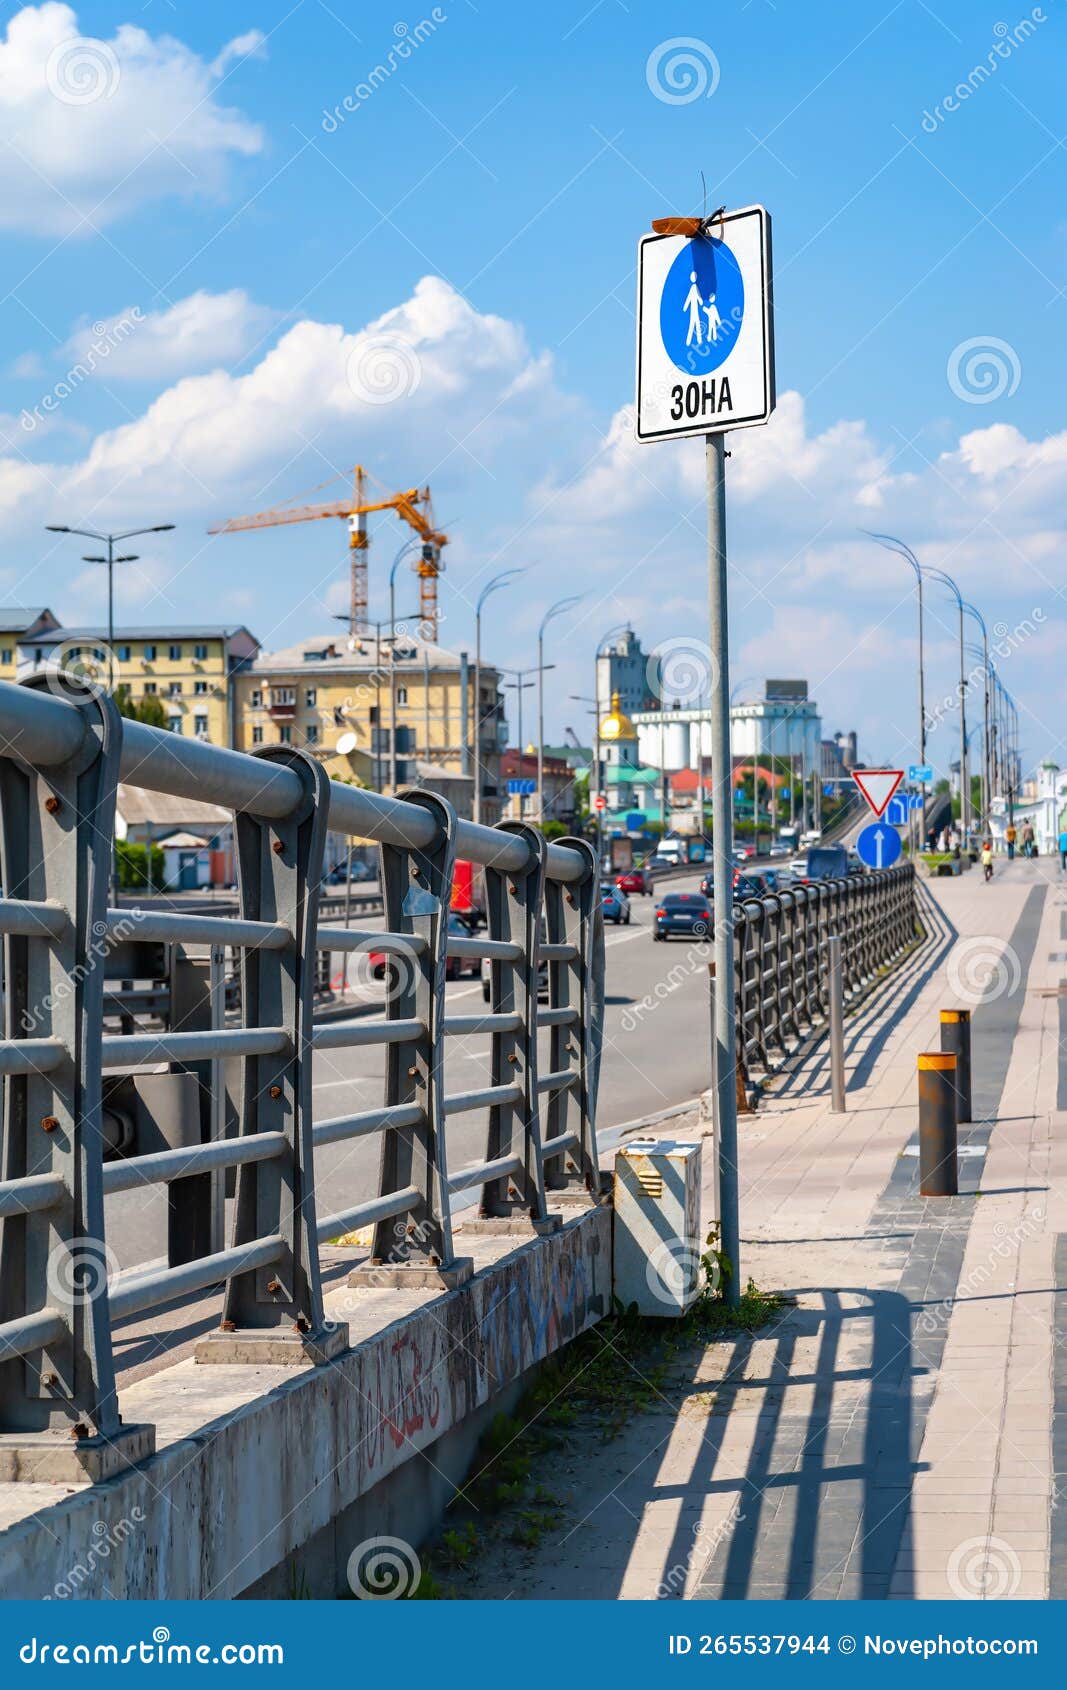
[507, 778, 536, 796]
[886, 796, 909, 826]
[823, 783, 834, 797]
[908, 764, 934, 783]
[909, 793, 924, 810]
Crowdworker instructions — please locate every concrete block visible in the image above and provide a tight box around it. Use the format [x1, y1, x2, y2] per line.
[0, 1423, 154, 1485]
[193, 1321, 350, 1366]
[346, 1257, 473, 1290]
[459, 1215, 562, 1237]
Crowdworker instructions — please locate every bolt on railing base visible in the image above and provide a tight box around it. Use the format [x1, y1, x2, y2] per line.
[193, 1322, 349, 1368]
[0, 1421, 155, 1485]
[346, 1257, 474, 1291]
[460, 1214, 563, 1237]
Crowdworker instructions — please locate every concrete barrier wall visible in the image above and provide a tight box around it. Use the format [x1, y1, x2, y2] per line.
[0, 1209, 611, 1600]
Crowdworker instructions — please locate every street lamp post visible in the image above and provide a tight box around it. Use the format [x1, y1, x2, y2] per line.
[963, 604, 990, 831]
[924, 567, 969, 841]
[474, 569, 524, 824]
[389, 539, 420, 795]
[45, 522, 175, 686]
[503, 665, 553, 820]
[866, 532, 927, 825]
[537, 596, 583, 824]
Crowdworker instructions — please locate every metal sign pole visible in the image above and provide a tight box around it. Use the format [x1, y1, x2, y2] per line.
[707, 431, 740, 1307]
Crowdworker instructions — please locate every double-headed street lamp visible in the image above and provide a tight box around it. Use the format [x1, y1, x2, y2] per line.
[923, 566, 970, 840]
[502, 664, 553, 820]
[537, 595, 583, 823]
[473, 569, 525, 824]
[45, 523, 175, 683]
[963, 604, 991, 830]
[865, 532, 927, 815]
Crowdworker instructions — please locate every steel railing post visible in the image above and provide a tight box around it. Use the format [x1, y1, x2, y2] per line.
[478, 821, 552, 1228]
[0, 677, 154, 1478]
[827, 933, 846, 1113]
[202, 746, 348, 1364]
[543, 836, 601, 1198]
[354, 788, 472, 1288]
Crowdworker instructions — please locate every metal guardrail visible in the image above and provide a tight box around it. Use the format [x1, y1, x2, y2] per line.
[733, 865, 916, 1079]
[0, 675, 603, 1467]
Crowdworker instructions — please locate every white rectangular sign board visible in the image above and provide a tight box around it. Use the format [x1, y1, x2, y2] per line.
[636, 205, 775, 442]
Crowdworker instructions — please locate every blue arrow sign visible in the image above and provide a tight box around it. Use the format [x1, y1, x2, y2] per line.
[507, 778, 536, 796]
[909, 793, 924, 811]
[908, 764, 934, 783]
[886, 796, 910, 827]
[856, 821, 903, 871]
[823, 783, 835, 797]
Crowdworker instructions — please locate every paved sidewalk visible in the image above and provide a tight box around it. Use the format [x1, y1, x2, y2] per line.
[445, 859, 1066, 1600]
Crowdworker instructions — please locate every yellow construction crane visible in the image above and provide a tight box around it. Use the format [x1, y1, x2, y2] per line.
[208, 465, 447, 639]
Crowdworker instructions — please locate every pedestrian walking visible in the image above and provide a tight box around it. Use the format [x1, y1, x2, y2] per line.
[981, 839, 994, 882]
[1059, 827, 1067, 871]
[1022, 821, 1035, 859]
[1006, 822, 1017, 860]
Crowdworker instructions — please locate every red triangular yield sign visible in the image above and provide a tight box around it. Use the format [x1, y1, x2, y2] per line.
[851, 768, 904, 819]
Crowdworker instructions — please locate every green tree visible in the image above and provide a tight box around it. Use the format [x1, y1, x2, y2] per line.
[114, 685, 169, 729]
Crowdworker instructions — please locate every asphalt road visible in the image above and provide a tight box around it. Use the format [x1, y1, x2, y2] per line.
[106, 867, 715, 1272]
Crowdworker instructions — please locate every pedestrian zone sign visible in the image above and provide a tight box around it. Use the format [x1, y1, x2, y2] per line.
[636, 205, 775, 442]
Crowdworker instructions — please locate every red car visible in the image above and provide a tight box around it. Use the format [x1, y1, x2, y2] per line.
[615, 866, 655, 896]
[367, 914, 480, 983]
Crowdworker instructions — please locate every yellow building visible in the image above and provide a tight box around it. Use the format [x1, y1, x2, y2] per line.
[233, 631, 505, 820]
[1, 607, 60, 673]
[17, 624, 260, 746]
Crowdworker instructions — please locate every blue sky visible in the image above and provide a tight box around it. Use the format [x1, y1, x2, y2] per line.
[2, 0, 1065, 774]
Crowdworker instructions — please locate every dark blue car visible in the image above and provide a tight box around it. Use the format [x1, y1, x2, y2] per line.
[653, 892, 712, 941]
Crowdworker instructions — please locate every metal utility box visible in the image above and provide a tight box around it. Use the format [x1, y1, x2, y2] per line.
[613, 1139, 703, 1317]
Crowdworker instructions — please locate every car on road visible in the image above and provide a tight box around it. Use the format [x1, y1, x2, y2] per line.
[699, 870, 776, 902]
[326, 858, 374, 884]
[615, 865, 655, 896]
[653, 892, 712, 941]
[367, 912, 480, 985]
[481, 922, 550, 1002]
[602, 886, 631, 925]
[733, 845, 756, 862]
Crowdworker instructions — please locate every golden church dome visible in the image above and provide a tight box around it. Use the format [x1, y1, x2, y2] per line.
[599, 690, 636, 742]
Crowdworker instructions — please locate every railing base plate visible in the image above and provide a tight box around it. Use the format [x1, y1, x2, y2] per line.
[460, 1214, 562, 1237]
[0, 1422, 155, 1485]
[346, 1257, 474, 1291]
[193, 1322, 349, 1367]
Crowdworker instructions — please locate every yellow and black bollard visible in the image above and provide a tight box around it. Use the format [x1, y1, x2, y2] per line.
[940, 1008, 972, 1123]
[917, 1052, 958, 1196]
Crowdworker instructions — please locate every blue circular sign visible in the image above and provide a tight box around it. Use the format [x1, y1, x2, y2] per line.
[855, 822, 902, 871]
[659, 238, 745, 376]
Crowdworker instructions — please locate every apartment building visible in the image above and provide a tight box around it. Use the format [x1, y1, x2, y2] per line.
[17, 624, 260, 745]
[232, 631, 505, 820]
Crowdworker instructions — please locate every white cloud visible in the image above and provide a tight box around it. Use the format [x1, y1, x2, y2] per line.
[0, 4, 264, 235]
[2, 273, 1066, 765]
[61, 290, 280, 380]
